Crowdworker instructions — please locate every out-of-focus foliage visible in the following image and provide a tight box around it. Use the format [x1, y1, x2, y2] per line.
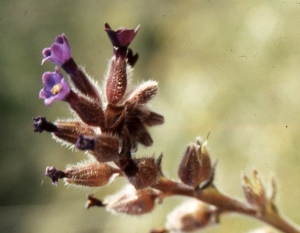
[1, 0, 300, 232]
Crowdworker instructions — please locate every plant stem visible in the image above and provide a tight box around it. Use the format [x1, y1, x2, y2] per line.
[152, 177, 300, 233]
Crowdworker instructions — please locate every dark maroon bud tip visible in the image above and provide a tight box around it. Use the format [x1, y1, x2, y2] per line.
[86, 194, 105, 209]
[127, 48, 139, 67]
[33, 116, 58, 133]
[76, 134, 96, 150]
[45, 166, 66, 186]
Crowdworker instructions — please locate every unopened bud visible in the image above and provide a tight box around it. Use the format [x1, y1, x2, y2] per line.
[166, 199, 217, 232]
[126, 80, 158, 106]
[105, 55, 127, 104]
[105, 184, 161, 215]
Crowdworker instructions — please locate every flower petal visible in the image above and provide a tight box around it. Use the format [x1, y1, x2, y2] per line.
[104, 23, 140, 48]
[41, 34, 71, 66]
[39, 67, 70, 106]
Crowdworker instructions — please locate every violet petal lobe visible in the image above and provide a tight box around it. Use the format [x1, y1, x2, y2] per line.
[42, 34, 71, 66]
[104, 23, 140, 48]
[39, 67, 70, 106]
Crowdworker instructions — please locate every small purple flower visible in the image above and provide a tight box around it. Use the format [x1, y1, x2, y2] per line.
[42, 34, 71, 66]
[104, 23, 140, 48]
[39, 67, 70, 106]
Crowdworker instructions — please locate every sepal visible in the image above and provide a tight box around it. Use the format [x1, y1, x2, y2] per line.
[178, 138, 213, 189]
[45, 160, 121, 187]
[127, 157, 158, 190]
[104, 184, 161, 215]
[76, 134, 120, 163]
[64, 160, 120, 187]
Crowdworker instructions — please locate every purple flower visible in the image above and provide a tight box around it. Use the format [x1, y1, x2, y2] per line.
[39, 67, 70, 106]
[42, 34, 71, 66]
[104, 23, 140, 48]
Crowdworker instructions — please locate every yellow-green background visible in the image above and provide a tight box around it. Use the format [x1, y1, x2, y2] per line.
[1, 0, 300, 232]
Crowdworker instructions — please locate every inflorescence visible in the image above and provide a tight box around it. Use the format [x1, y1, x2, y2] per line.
[33, 23, 300, 233]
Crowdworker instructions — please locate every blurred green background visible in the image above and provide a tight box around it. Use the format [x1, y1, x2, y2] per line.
[1, 0, 300, 232]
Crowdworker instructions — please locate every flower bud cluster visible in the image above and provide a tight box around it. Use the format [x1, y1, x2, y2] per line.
[33, 23, 226, 232]
[34, 23, 164, 190]
[33, 23, 170, 228]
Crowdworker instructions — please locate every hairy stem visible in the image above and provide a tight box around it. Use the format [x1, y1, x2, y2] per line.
[152, 177, 300, 233]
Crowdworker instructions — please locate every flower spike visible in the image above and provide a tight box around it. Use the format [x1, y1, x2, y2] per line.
[33, 22, 300, 233]
[42, 34, 71, 66]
